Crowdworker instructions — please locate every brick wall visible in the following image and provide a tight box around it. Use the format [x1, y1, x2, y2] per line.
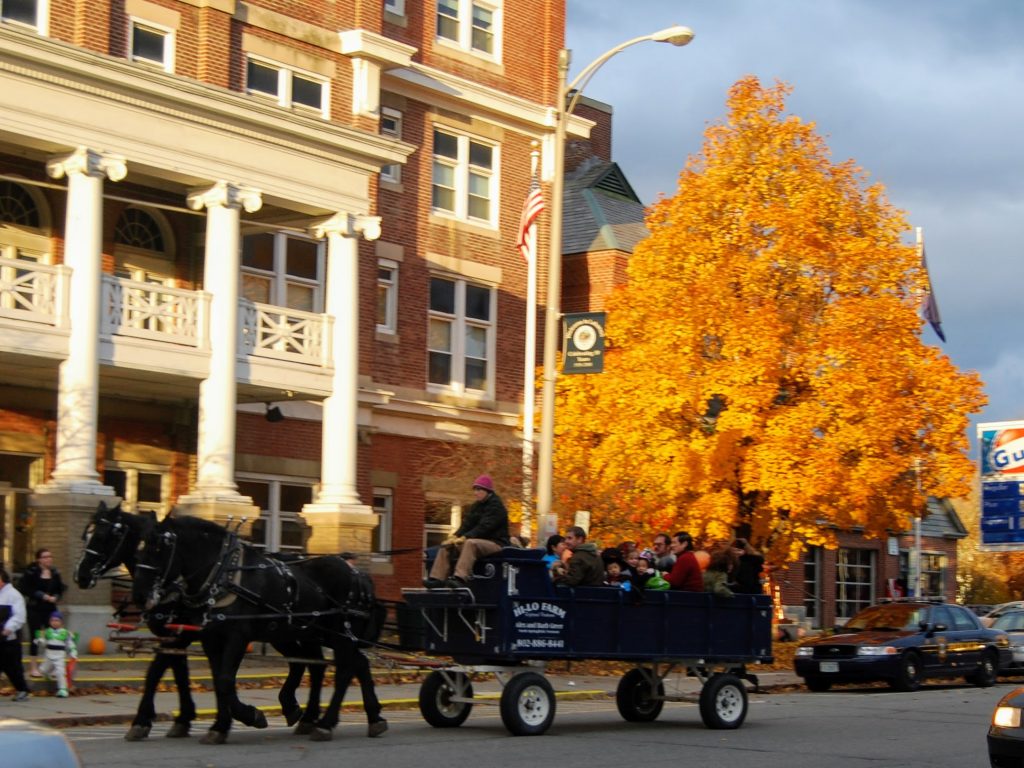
[774, 532, 961, 628]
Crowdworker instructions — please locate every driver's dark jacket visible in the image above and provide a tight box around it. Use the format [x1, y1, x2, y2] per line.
[455, 492, 510, 544]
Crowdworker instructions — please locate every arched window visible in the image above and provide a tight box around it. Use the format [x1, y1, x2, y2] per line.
[114, 207, 165, 251]
[113, 206, 174, 284]
[0, 179, 51, 263]
[0, 181, 42, 228]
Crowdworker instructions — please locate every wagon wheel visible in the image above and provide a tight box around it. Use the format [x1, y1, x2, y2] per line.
[499, 672, 556, 736]
[616, 668, 665, 722]
[419, 670, 474, 728]
[698, 673, 748, 730]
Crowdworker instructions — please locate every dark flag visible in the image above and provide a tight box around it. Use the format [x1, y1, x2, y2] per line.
[921, 241, 946, 343]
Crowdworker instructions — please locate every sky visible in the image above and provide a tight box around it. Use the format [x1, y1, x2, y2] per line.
[565, 0, 1024, 456]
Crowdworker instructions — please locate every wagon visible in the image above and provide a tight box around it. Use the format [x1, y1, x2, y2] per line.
[401, 547, 773, 736]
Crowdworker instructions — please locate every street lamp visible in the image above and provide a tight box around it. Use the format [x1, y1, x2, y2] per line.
[534, 26, 695, 539]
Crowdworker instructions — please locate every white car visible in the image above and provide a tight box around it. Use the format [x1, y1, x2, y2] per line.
[0, 719, 82, 768]
[983, 601, 1024, 628]
[992, 610, 1024, 671]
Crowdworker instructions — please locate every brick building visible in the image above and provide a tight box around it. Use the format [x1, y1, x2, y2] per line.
[0, 0, 583, 637]
[0, 1, 965, 639]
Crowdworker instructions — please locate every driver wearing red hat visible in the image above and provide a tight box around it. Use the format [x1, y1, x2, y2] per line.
[423, 474, 510, 589]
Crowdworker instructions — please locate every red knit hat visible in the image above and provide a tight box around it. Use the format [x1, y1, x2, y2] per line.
[472, 474, 494, 492]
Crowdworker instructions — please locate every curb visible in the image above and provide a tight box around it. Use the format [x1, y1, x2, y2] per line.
[34, 689, 611, 729]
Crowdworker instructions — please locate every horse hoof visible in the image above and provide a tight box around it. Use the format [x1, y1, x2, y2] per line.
[283, 707, 302, 727]
[368, 719, 388, 738]
[309, 727, 333, 742]
[293, 721, 315, 736]
[165, 722, 191, 738]
[200, 730, 228, 745]
[253, 711, 269, 729]
[124, 725, 151, 742]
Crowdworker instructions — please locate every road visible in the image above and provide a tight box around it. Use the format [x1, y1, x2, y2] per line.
[67, 683, 1003, 768]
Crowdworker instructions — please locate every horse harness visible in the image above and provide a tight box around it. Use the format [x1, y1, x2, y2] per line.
[149, 527, 371, 639]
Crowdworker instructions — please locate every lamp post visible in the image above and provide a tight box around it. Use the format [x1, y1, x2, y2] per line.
[534, 26, 695, 541]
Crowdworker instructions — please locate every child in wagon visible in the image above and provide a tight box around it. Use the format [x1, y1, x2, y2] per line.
[36, 610, 77, 697]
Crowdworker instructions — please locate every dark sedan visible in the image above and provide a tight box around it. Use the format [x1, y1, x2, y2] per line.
[794, 600, 1011, 692]
[989, 686, 1024, 767]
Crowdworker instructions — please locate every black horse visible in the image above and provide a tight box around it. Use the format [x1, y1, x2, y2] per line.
[132, 514, 387, 744]
[75, 503, 328, 741]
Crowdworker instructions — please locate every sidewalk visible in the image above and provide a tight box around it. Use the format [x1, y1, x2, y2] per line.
[0, 668, 803, 729]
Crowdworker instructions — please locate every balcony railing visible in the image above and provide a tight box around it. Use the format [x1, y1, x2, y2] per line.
[0, 257, 70, 327]
[238, 300, 332, 367]
[101, 275, 210, 348]
[3, 265, 332, 371]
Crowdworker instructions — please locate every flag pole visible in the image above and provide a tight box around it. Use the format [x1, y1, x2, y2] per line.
[521, 146, 541, 544]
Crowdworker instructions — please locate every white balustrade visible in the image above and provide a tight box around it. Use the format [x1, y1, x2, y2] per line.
[101, 274, 208, 348]
[238, 299, 332, 367]
[0, 257, 70, 326]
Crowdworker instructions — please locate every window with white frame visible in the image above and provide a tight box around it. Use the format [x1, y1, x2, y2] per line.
[899, 550, 947, 598]
[384, 0, 405, 17]
[246, 56, 329, 117]
[424, 498, 460, 551]
[380, 108, 402, 183]
[436, 0, 499, 58]
[377, 259, 398, 333]
[103, 464, 169, 514]
[237, 477, 313, 553]
[241, 232, 324, 312]
[371, 488, 393, 561]
[428, 275, 494, 394]
[129, 19, 174, 72]
[1, 0, 47, 31]
[432, 127, 496, 225]
[836, 547, 875, 621]
[802, 545, 821, 624]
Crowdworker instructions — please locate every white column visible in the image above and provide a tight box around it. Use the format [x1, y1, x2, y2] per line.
[184, 181, 262, 499]
[42, 148, 126, 493]
[312, 213, 381, 506]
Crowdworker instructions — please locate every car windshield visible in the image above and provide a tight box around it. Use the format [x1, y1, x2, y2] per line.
[844, 604, 924, 631]
[993, 612, 1024, 632]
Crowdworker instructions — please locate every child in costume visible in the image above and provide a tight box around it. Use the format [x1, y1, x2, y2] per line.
[35, 611, 77, 697]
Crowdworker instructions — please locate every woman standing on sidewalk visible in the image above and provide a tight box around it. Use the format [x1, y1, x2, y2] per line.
[18, 548, 66, 678]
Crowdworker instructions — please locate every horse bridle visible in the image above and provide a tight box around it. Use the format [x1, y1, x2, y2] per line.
[137, 528, 240, 611]
[135, 529, 180, 607]
[77, 517, 131, 588]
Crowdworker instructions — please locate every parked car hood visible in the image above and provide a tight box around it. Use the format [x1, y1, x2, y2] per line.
[800, 630, 916, 646]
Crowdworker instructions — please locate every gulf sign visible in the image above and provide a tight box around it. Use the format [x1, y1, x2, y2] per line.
[980, 422, 1024, 477]
[979, 421, 1024, 549]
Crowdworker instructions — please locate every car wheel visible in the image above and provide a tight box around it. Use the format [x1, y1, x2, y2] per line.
[803, 675, 832, 692]
[890, 652, 922, 692]
[968, 650, 999, 688]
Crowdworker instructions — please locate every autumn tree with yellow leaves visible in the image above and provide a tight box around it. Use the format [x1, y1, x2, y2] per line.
[553, 77, 986, 562]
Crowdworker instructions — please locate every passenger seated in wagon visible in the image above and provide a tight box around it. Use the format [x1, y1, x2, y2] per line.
[664, 531, 704, 591]
[551, 526, 604, 587]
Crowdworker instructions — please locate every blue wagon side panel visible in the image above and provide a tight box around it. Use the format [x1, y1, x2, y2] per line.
[405, 549, 773, 664]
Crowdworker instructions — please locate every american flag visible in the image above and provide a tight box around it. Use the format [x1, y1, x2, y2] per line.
[516, 178, 545, 262]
